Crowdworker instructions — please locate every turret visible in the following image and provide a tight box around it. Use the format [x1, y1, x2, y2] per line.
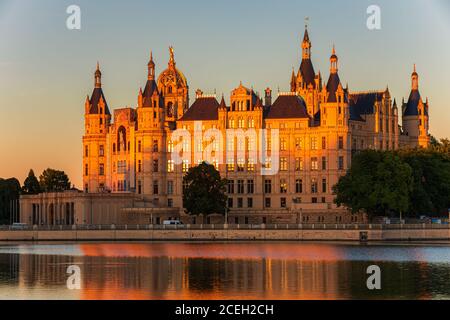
[301, 25, 311, 60]
[157, 46, 190, 121]
[401, 65, 430, 148]
[83, 62, 110, 193]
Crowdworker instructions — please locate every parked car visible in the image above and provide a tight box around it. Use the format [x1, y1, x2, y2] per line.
[431, 218, 442, 224]
[11, 223, 28, 230]
[163, 220, 183, 225]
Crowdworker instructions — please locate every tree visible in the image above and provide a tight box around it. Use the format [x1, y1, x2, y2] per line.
[333, 150, 413, 218]
[39, 168, 71, 192]
[430, 136, 450, 156]
[183, 162, 227, 217]
[22, 169, 41, 194]
[0, 178, 21, 224]
[398, 149, 450, 216]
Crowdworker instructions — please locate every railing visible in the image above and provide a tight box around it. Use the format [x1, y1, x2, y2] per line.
[0, 223, 449, 232]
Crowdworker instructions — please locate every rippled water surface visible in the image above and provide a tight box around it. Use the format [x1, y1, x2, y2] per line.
[1, 242, 450, 300]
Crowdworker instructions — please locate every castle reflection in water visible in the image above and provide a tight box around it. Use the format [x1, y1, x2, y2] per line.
[0, 243, 445, 300]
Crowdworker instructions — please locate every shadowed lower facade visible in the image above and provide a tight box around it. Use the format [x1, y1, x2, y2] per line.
[20, 27, 430, 226]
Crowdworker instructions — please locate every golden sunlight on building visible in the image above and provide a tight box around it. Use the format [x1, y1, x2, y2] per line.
[20, 27, 430, 225]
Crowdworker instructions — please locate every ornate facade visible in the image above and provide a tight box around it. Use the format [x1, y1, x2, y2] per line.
[20, 27, 431, 226]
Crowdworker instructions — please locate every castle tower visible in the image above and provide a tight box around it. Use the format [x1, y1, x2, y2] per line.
[320, 46, 348, 127]
[83, 62, 111, 193]
[135, 51, 167, 198]
[401, 65, 430, 148]
[292, 26, 322, 117]
[157, 47, 189, 122]
[138, 51, 163, 130]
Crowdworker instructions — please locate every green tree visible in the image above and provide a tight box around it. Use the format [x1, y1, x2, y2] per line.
[430, 136, 450, 155]
[399, 149, 450, 216]
[333, 150, 413, 218]
[39, 168, 71, 192]
[0, 178, 21, 224]
[22, 169, 41, 194]
[183, 162, 227, 217]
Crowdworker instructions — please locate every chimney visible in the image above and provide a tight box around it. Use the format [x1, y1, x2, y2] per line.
[195, 89, 203, 99]
[264, 87, 272, 107]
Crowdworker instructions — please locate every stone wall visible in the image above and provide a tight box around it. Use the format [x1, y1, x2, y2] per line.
[0, 228, 449, 241]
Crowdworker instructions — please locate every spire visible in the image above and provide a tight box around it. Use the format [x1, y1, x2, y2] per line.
[412, 64, 419, 90]
[95, 62, 102, 88]
[290, 67, 296, 91]
[325, 45, 342, 103]
[330, 45, 338, 74]
[168, 46, 176, 69]
[219, 94, 226, 109]
[393, 98, 397, 108]
[302, 24, 311, 60]
[255, 97, 263, 109]
[88, 62, 110, 115]
[148, 50, 155, 80]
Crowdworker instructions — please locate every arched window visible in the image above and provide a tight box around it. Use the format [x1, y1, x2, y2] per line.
[168, 86, 172, 94]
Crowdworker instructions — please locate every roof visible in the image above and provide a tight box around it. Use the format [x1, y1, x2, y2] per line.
[265, 95, 309, 119]
[349, 92, 384, 114]
[312, 110, 321, 126]
[349, 106, 365, 122]
[326, 73, 341, 103]
[157, 67, 188, 88]
[142, 79, 158, 107]
[303, 28, 310, 42]
[180, 97, 219, 121]
[348, 91, 386, 122]
[403, 89, 424, 116]
[299, 59, 316, 88]
[89, 87, 110, 115]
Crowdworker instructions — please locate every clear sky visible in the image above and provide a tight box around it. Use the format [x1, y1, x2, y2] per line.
[0, 0, 449, 188]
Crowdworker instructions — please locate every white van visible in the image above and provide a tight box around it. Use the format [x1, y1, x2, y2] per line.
[163, 220, 183, 225]
[11, 223, 28, 230]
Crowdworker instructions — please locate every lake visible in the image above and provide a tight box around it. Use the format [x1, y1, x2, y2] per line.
[0, 241, 450, 300]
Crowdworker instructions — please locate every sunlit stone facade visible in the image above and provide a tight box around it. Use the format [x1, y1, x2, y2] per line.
[21, 28, 430, 226]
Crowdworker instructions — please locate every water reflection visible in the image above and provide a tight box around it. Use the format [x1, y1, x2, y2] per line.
[0, 242, 450, 300]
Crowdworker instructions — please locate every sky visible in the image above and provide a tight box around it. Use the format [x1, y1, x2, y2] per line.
[0, 0, 449, 188]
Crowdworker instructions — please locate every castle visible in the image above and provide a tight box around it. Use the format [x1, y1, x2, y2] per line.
[20, 27, 430, 226]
